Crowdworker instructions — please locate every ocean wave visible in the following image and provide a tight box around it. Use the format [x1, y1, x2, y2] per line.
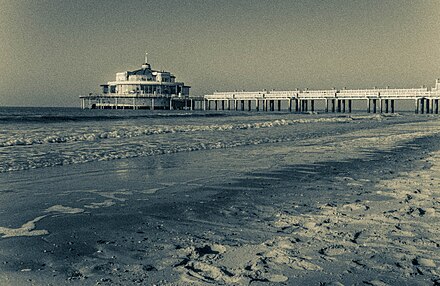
[0, 114, 419, 173]
[0, 114, 396, 173]
[0, 112, 224, 123]
[0, 135, 294, 173]
[0, 117, 355, 148]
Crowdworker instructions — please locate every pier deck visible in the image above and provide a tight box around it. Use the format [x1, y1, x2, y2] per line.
[204, 82, 440, 114]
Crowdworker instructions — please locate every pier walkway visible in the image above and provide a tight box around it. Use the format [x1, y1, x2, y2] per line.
[204, 79, 440, 114]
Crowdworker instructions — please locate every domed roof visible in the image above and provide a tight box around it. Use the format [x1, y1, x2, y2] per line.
[129, 67, 153, 76]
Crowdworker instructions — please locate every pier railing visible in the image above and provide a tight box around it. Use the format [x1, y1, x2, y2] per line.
[203, 83, 440, 114]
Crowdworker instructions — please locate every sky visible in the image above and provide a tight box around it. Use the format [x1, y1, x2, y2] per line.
[0, 0, 439, 107]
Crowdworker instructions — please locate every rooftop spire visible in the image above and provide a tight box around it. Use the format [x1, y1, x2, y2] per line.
[141, 52, 151, 69]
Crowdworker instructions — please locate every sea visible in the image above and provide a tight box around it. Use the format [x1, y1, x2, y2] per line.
[0, 106, 419, 173]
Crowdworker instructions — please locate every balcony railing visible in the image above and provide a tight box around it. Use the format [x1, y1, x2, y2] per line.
[80, 92, 186, 98]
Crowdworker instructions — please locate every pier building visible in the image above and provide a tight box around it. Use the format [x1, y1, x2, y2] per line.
[80, 53, 194, 110]
[204, 79, 440, 114]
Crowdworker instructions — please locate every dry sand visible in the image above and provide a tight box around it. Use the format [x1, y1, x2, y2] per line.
[0, 114, 440, 285]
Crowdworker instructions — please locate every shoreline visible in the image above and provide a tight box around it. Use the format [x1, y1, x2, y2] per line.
[0, 117, 440, 285]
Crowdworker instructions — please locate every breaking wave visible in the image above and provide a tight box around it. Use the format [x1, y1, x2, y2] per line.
[0, 113, 393, 173]
[0, 117, 354, 148]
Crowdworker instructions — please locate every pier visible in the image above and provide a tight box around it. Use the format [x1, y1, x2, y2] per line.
[79, 94, 205, 110]
[204, 79, 440, 114]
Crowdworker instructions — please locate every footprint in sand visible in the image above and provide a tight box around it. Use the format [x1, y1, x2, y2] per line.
[319, 245, 349, 256]
[412, 257, 436, 268]
[363, 280, 391, 286]
[341, 202, 370, 212]
[183, 261, 240, 284]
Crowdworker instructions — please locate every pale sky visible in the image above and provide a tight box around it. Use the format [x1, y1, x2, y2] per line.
[0, 0, 439, 107]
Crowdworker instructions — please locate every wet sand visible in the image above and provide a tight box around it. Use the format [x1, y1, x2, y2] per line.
[0, 115, 440, 285]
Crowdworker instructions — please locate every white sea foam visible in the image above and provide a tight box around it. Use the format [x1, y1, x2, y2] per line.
[0, 216, 48, 238]
[0, 114, 399, 173]
[0, 117, 356, 148]
[84, 200, 116, 209]
[44, 205, 84, 214]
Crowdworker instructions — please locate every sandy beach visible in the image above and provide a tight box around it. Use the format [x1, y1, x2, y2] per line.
[0, 113, 440, 285]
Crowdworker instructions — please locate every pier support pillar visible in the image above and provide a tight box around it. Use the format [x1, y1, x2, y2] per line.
[348, 99, 352, 113]
[325, 99, 328, 112]
[248, 100, 252, 111]
[379, 99, 383, 113]
[373, 99, 377, 113]
[420, 99, 425, 114]
[240, 100, 245, 111]
[295, 99, 299, 112]
[221, 100, 225, 110]
[427, 99, 431, 114]
[337, 100, 341, 113]
[270, 100, 275, 111]
[331, 99, 336, 112]
[256, 100, 260, 111]
[435, 99, 439, 114]
[277, 100, 281, 111]
[367, 99, 371, 113]
[342, 100, 346, 113]
[151, 98, 155, 110]
[214, 100, 218, 110]
[415, 99, 419, 114]
[385, 99, 389, 113]
[289, 99, 292, 112]
[391, 100, 395, 113]
[311, 100, 315, 112]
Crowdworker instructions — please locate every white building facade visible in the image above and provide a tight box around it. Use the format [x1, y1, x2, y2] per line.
[80, 55, 191, 110]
